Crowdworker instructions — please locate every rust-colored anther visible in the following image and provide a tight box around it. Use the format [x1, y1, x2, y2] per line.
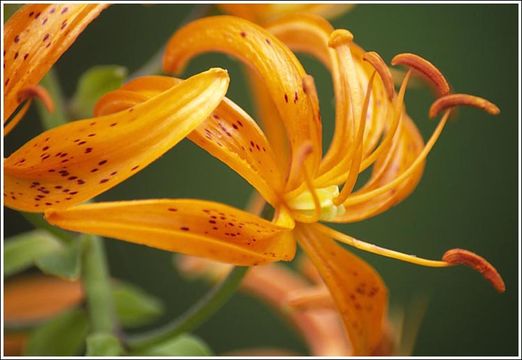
[16, 85, 55, 113]
[363, 51, 394, 100]
[429, 93, 501, 118]
[442, 248, 506, 293]
[328, 29, 353, 48]
[391, 53, 450, 97]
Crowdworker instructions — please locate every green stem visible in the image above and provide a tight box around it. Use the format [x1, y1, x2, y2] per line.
[126, 266, 249, 349]
[37, 70, 68, 128]
[35, 71, 117, 336]
[82, 235, 116, 334]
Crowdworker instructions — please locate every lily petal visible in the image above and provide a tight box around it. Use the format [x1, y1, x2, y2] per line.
[95, 76, 284, 206]
[163, 15, 322, 191]
[265, 14, 388, 186]
[297, 224, 388, 355]
[45, 199, 296, 266]
[4, 69, 229, 212]
[4, 4, 108, 120]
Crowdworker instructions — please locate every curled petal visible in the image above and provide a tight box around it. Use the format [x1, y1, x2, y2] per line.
[4, 69, 229, 212]
[45, 199, 296, 266]
[297, 225, 388, 355]
[96, 75, 284, 206]
[267, 14, 389, 186]
[163, 15, 322, 191]
[4, 4, 108, 120]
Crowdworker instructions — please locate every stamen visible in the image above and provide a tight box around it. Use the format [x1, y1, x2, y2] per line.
[391, 53, 450, 97]
[16, 85, 55, 113]
[334, 72, 376, 205]
[345, 109, 451, 206]
[360, 70, 412, 172]
[315, 223, 450, 267]
[363, 51, 395, 100]
[290, 143, 321, 223]
[443, 249, 505, 293]
[429, 93, 500, 118]
[4, 100, 31, 136]
[4, 85, 55, 136]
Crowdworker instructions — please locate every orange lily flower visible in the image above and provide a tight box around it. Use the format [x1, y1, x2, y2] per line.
[4, 5, 230, 213]
[43, 15, 504, 355]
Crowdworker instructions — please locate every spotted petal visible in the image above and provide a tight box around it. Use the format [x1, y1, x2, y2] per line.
[297, 224, 388, 355]
[45, 199, 296, 266]
[95, 75, 284, 206]
[163, 15, 322, 191]
[4, 4, 107, 121]
[4, 69, 229, 212]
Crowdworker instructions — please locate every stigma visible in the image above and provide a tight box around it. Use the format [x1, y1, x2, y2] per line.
[286, 185, 346, 222]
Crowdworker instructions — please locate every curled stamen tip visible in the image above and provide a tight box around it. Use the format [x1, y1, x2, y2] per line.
[442, 248, 506, 293]
[429, 93, 501, 118]
[363, 51, 395, 100]
[302, 75, 316, 95]
[328, 29, 353, 48]
[391, 53, 450, 97]
[16, 85, 55, 113]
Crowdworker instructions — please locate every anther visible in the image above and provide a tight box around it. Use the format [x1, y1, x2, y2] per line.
[391, 53, 450, 97]
[363, 51, 395, 100]
[328, 29, 354, 48]
[443, 249, 505, 293]
[429, 93, 500, 118]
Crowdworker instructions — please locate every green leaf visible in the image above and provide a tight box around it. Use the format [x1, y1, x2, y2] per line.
[24, 308, 89, 356]
[86, 332, 124, 356]
[4, 230, 64, 277]
[69, 65, 128, 118]
[35, 235, 87, 280]
[113, 281, 164, 328]
[133, 334, 213, 356]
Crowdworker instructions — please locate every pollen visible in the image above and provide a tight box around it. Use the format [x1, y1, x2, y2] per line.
[391, 52, 450, 97]
[429, 93, 500, 118]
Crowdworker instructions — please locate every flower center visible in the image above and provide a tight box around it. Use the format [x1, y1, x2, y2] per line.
[286, 185, 346, 222]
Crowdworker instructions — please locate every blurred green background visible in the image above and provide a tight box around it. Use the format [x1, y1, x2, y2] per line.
[4, 4, 519, 356]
